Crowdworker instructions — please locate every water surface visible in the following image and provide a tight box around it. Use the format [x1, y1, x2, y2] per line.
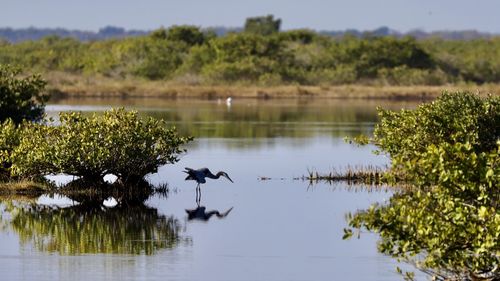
[0, 98, 426, 281]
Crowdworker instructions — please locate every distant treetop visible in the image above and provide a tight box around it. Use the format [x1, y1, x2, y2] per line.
[244, 15, 281, 36]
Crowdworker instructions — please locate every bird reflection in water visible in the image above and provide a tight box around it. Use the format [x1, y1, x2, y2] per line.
[185, 182, 234, 222]
[185, 205, 233, 221]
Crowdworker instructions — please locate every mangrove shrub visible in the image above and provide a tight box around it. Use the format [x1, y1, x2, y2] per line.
[373, 91, 500, 172]
[345, 91, 500, 280]
[0, 119, 20, 179]
[347, 142, 500, 279]
[9, 108, 193, 185]
[0, 64, 48, 123]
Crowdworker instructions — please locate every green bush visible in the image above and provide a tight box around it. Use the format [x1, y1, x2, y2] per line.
[278, 29, 317, 44]
[346, 91, 500, 279]
[131, 39, 185, 80]
[422, 38, 500, 83]
[374, 91, 500, 166]
[165, 25, 207, 46]
[201, 33, 293, 83]
[377, 66, 450, 85]
[347, 142, 500, 279]
[9, 108, 193, 185]
[0, 119, 20, 179]
[0, 64, 48, 123]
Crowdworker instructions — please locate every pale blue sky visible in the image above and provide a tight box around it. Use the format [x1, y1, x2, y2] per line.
[1, 0, 499, 33]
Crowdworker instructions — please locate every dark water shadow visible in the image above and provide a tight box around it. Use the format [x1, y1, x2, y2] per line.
[186, 205, 234, 222]
[0, 185, 188, 255]
[186, 187, 234, 222]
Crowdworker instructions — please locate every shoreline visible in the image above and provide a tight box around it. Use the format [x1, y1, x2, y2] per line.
[45, 73, 500, 100]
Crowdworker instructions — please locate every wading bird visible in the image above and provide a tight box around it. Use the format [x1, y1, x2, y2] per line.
[183, 167, 234, 202]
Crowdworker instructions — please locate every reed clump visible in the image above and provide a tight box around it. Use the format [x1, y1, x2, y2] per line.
[304, 165, 387, 185]
[0, 180, 52, 195]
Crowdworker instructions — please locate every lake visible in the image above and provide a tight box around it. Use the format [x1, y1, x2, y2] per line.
[0, 97, 427, 281]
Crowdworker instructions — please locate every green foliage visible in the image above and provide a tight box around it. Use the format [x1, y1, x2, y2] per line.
[2, 24, 500, 85]
[421, 37, 500, 83]
[244, 15, 281, 36]
[202, 33, 293, 83]
[0, 119, 20, 179]
[9, 108, 193, 184]
[0, 64, 48, 123]
[348, 143, 500, 279]
[374, 92, 500, 168]
[377, 66, 450, 86]
[346, 91, 500, 279]
[278, 29, 317, 44]
[329, 36, 435, 79]
[130, 37, 186, 79]
[165, 25, 207, 46]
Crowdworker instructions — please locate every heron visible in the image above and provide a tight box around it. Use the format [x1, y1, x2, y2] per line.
[183, 167, 234, 201]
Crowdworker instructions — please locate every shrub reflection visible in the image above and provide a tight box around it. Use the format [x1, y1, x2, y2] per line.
[2, 194, 185, 255]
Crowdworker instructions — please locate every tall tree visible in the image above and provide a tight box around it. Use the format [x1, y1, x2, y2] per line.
[244, 15, 281, 36]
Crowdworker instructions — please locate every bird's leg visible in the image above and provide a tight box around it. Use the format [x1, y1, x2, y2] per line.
[196, 183, 201, 206]
[197, 191, 202, 206]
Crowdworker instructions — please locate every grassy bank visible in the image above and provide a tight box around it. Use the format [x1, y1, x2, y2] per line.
[0, 180, 51, 195]
[46, 72, 500, 100]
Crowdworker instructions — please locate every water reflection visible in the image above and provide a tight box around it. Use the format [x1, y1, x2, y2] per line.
[186, 205, 233, 222]
[26, 97, 424, 281]
[46, 98, 419, 141]
[347, 189, 500, 280]
[0, 195, 185, 255]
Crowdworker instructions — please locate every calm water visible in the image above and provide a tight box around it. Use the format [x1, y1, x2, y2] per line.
[0, 98, 426, 281]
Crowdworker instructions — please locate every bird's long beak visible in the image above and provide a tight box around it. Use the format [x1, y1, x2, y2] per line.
[224, 174, 234, 183]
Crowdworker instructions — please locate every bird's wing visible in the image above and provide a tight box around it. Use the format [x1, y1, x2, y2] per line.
[183, 168, 207, 183]
[184, 167, 196, 180]
[199, 167, 210, 174]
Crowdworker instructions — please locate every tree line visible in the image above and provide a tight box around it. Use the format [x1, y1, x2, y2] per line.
[1, 16, 500, 86]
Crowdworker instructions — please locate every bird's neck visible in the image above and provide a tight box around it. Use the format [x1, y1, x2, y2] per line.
[206, 172, 222, 179]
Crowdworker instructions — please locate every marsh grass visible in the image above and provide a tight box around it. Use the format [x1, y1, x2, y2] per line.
[0, 176, 169, 202]
[0, 180, 53, 195]
[303, 165, 387, 185]
[44, 72, 500, 100]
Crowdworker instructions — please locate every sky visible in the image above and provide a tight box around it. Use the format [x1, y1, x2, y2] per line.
[1, 0, 499, 33]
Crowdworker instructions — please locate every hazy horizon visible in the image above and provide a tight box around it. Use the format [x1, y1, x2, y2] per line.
[2, 0, 499, 33]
